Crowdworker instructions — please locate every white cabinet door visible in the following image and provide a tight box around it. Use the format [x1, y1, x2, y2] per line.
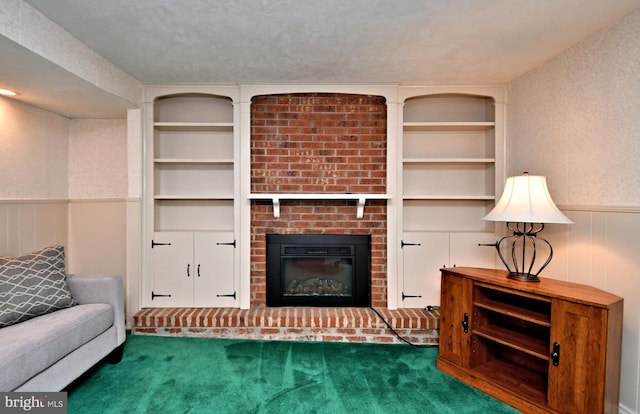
[401, 232, 449, 309]
[450, 232, 497, 269]
[152, 231, 236, 307]
[194, 232, 236, 307]
[401, 231, 497, 308]
[151, 232, 194, 307]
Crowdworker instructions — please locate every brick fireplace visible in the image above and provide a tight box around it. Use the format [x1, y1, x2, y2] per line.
[250, 93, 388, 307]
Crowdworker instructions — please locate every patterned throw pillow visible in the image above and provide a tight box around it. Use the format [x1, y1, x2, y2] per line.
[0, 245, 77, 328]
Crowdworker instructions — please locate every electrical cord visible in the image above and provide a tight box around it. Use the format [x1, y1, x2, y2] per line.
[368, 305, 439, 348]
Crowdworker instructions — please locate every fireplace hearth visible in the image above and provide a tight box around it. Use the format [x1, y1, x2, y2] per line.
[266, 234, 370, 307]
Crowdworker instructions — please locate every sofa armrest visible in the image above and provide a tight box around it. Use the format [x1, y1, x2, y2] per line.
[66, 274, 126, 346]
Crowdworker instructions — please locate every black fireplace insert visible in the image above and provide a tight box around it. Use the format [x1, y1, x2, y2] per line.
[266, 234, 370, 307]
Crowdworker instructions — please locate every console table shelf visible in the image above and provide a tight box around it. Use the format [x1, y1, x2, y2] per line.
[247, 193, 391, 218]
[437, 267, 623, 413]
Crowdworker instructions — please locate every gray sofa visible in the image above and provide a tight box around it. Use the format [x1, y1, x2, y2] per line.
[0, 273, 126, 391]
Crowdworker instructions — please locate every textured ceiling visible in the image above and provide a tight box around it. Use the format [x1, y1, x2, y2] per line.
[22, 0, 640, 84]
[4, 0, 640, 117]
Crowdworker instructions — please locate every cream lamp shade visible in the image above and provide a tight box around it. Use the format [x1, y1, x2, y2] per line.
[483, 174, 572, 225]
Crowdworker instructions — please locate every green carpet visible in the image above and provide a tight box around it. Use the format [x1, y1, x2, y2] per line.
[68, 335, 520, 414]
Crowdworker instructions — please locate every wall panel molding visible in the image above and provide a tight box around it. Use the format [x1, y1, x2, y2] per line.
[559, 204, 640, 213]
[0, 199, 68, 257]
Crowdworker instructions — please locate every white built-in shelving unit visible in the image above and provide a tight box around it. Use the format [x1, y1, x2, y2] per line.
[143, 89, 240, 308]
[397, 88, 506, 308]
[153, 95, 235, 231]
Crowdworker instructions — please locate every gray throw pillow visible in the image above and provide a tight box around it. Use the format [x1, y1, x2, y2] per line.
[0, 245, 77, 328]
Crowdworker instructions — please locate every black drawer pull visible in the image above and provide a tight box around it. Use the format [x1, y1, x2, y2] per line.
[552, 342, 560, 366]
[462, 313, 469, 333]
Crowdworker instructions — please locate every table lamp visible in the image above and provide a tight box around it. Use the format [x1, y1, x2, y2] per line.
[482, 172, 573, 282]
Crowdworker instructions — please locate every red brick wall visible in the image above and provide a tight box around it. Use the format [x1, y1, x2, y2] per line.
[250, 93, 387, 307]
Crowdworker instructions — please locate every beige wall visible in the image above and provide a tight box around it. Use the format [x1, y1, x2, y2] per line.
[508, 8, 640, 413]
[68, 119, 128, 199]
[507, 9, 640, 207]
[0, 97, 69, 199]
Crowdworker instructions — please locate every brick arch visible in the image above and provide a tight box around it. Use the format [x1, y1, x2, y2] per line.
[250, 93, 388, 307]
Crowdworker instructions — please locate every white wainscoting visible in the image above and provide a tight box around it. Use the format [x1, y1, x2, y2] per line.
[543, 207, 640, 414]
[68, 199, 134, 322]
[0, 200, 68, 258]
[0, 199, 128, 277]
[67, 199, 127, 276]
[0, 198, 135, 321]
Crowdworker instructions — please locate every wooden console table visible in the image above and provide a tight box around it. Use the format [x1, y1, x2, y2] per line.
[436, 267, 623, 413]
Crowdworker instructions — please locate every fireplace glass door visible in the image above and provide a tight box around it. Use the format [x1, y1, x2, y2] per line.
[266, 234, 370, 307]
[283, 252, 353, 298]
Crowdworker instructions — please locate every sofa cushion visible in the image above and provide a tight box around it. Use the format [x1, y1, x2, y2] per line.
[0, 303, 113, 391]
[0, 245, 76, 328]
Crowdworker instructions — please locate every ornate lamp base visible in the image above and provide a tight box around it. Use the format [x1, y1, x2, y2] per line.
[481, 222, 553, 282]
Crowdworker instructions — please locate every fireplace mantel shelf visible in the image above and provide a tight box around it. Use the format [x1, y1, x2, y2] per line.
[248, 193, 391, 218]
